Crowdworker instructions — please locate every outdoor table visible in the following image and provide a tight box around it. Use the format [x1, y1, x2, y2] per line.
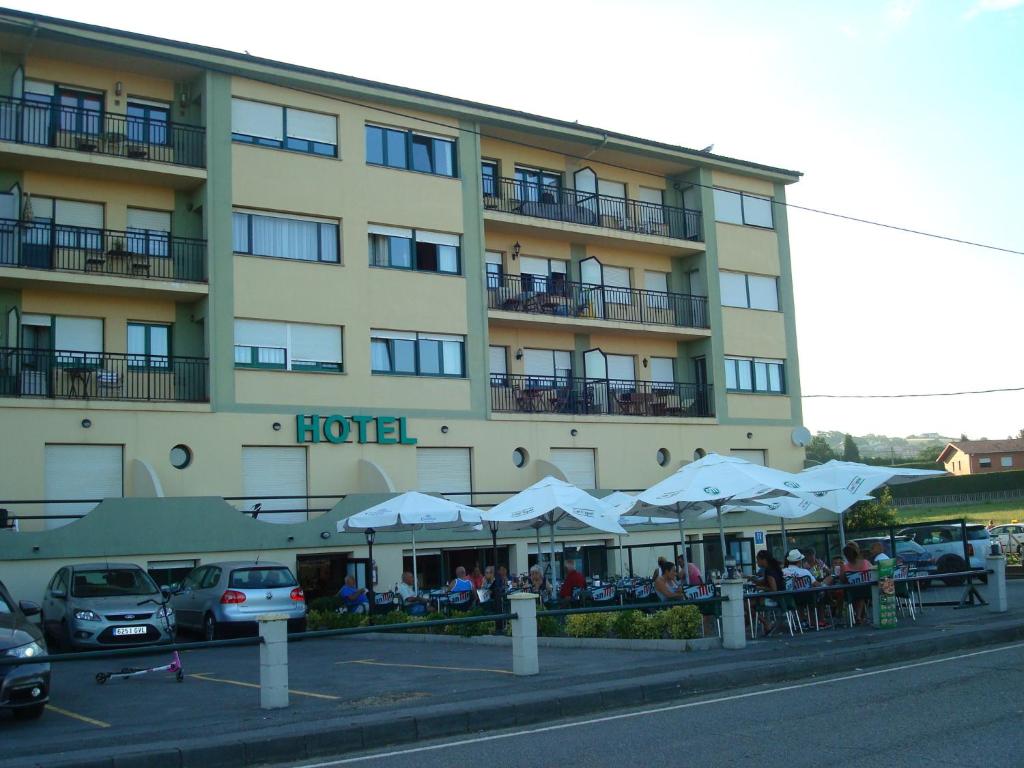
[66, 367, 94, 398]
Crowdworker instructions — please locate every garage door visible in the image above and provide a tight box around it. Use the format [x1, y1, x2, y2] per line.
[44, 444, 123, 529]
[241, 447, 308, 523]
[550, 448, 597, 489]
[417, 448, 472, 504]
[731, 449, 766, 466]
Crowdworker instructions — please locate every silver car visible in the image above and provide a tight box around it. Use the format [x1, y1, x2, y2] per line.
[170, 561, 306, 641]
[41, 563, 175, 651]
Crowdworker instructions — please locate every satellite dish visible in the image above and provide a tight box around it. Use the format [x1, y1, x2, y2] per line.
[791, 426, 812, 447]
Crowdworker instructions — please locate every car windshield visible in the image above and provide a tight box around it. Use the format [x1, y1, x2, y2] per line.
[229, 567, 296, 589]
[71, 568, 159, 598]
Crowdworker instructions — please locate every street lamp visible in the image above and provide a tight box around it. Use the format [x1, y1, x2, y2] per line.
[364, 528, 376, 606]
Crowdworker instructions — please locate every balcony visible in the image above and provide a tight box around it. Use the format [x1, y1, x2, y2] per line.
[0, 219, 206, 284]
[491, 374, 714, 418]
[0, 348, 208, 402]
[0, 95, 205, 167]
[483, 176, 702, 243]
[488, 274, 709, 330]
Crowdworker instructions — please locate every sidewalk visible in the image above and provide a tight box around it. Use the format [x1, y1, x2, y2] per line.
[7, 584, 1022, 768]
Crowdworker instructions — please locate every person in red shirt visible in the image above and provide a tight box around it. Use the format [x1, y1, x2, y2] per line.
[559, 558, 587, 600]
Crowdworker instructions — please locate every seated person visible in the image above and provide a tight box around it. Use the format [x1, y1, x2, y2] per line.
[481, 565, 496, 590]
[526, 564, 551, 600]
[449, 566, 474, 593]
[558, 558, 587, 600]
[654, 562, 683, 602]
[675, 555, 703, 586]
[869, 541, 891, 564]
[338, 575, 369, 614]
[397, 571, 428, 615]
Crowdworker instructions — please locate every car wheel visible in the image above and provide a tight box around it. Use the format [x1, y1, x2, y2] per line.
[12, 703, 46, 720]
[203, 614, 220, 642]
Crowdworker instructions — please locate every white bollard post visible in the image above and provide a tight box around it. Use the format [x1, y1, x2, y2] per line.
[985, 555, 1008, 613]
[509, 593, 539, 676]
[719, 579, 746, 650]
[869, 567, 881, 627]
[258, 613, 289, 710]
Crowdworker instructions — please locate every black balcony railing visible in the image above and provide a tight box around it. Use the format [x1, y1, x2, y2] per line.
[488, 273, 709, 329]
[483, 176, 702, 241]
[490, 373, 714, 418]
[0, 219, 206, 282]
[0, 348, 209, 402]
[0, 95, 206, 167]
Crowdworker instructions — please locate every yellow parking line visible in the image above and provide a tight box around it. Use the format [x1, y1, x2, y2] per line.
[190, 672, 339, 700]
[338, 659, 514, 676]
[48, 705, 111, 728]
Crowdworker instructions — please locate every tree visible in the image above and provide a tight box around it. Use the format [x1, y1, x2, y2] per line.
[805, 435, 837, 464]
[960, 433, 968, 442]
[842, 433, 861, 462]
[845, 487, 897, 532]
[1017, 428, 1024, 440]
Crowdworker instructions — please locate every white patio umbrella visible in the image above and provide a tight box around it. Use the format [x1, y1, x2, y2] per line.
[701, 496, 826, 560]
[606, 490, 705, 585]
[482, 477, 625, 596]
[796, 460, 945, 546]
[638, 453, 845, 575]
[338, 491, 482, 592]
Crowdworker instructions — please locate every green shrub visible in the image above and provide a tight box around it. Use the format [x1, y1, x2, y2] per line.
[308, 595, 344, 613]
[370, 610, 411, 626]
[306, 609, 367, 631]
[564, 612, 615, 638]
[649, 605, 702, 640]
[537, 613, 563, 637]
[443, 607, 496, 637]
[611, 610, 660, 640]
[406, 611, 446, 634]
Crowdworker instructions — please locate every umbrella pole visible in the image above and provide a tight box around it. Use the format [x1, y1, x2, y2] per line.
[716, 503, 727, 575]
[549, 520, 558, 597]
[535, 525, 542, 577]
[411, 527, 418, 593]
[618, 535, 624, 579]
[490, 522, 499, 574]
[780, 516, 787, 558]
[677, 512, 690, 586]
[839, 510, 847, 548]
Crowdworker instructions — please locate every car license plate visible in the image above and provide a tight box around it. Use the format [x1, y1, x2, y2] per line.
[113, 626, 147, 636]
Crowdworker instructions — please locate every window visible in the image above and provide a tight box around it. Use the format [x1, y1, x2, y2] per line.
[234, 319, 342, 372]
[644, 271, 670, 309]
[57, 87, 103, 134]
[365, 124, 457, 177]
[607, 354, 635, 384]
[650, 357, 675, 388]
[147, 559, 197, 589]
[233, 210, 339, 264]
[367, 225, 460, 274]
[523, 348, 572, 384]
[719, 271, 780, 311]
[979, 457, 992, 467]
[485, 251, 503, 289]
[713, 188, 774, 228]
[126, 99, 169, 145]
[126, 208, 171, 257]
[489, 345, 507, 385]
[481, 160, 499, 196]
[725, 356, 785, 394]
[127, 323, 170, 369]
[52, 316, 103, 365]
[603, 265, 631, 305]
[514, 167, 561, 202]
[1002, 456, 1014, 468]
[231, 98, 337, 156]
[519, 256, 568, 293]
[371, 330, 464, 377]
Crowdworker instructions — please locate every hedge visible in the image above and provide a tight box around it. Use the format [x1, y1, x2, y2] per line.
[887, 469, 1024, 498]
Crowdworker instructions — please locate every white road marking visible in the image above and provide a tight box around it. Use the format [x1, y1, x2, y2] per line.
[293, 640, 1024, 766]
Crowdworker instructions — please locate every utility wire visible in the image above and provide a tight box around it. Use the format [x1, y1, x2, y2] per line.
[803, 386, 1024, 399]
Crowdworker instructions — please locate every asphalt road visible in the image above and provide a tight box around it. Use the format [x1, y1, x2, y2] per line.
[273, 640, 1024, 768]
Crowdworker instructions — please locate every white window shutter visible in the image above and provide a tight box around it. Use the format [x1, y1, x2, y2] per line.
[285, 108, 336, 144]
[231, 99, 283, 141]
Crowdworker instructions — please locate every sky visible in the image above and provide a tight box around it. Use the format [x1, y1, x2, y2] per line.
[10, 0, 1023, 440]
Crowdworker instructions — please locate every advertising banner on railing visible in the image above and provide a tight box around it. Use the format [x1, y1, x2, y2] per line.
[877, 558, 897, 629]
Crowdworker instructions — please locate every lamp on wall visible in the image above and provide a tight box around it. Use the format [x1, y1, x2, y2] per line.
[642, 357, 648, 368]
[115, 81, 123, 97]
[515, 348, 523, 360]
[512, 241, 520, 261]
[178, 89, 190, 109]
[441, 425, 449, 434]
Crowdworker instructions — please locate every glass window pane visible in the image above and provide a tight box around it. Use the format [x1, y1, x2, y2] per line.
[433, 139, 454, 176]
[441, 341, 463, 375]
[418, 339, 441, 374]
[319, 224, 339, 263]
[150, 326, 169, 358]
[385, 129, 406, 168]
[768, 363, 783, 392]
[438, 245, 458, 273]
[738, 360, 753, 390]
[393, 339, 416, 372]
[725, 360, 737, 390]
[719, 272, 749, 308]
[232, 213, 249, 252]
[234, 345, 251, 365]
[753, 361, 768, 391]
[747, 275, 779, 311]
[713, 189, 743, 225]
[251, 215, 318, 261]
[127, 324, 146, 355]
[411, 135, 432, 172]
[365, 125, 384, 164]
[742, 194, 774, 228]
[389, 236, 412, 268]
[371, 339, 391, 371]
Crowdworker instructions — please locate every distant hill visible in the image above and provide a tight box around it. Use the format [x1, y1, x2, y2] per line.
[815, 431, 952, 461]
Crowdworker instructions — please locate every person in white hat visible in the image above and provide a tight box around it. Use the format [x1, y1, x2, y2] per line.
[783, 549, 827, 629]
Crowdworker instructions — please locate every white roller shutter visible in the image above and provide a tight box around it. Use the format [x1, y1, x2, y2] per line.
[488, 346, 507, 376]
[650, 357, 675, 385]
[606, 354, 635, 382]
[638, 187, 663, 205]
[368, 224, 413, 239]
[731, 449, 766, 466]
[54, 317, 102, 353]
[235, 319, 287, 348]
[54, 200, 103, 228]
[44, 445, 122, 530]
[644, 271, 668, 293]
[524, 349, 554, 377]
[550, 448, 596, 489]
[127, 208, 171, 233]
[231, 98, 283, 141]
[290, 324, 341, 365]
[417, 447, 471, 504]
[241, 447, 308, 524]
[415, 230, 460, 247]
[285, 107, 336, 144]
[519, 256, 548, 277]
[603, 265, 630, 289]
[598, 179, 626, 199]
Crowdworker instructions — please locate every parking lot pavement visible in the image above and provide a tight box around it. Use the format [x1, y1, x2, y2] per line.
[2, 580, 1017, 766]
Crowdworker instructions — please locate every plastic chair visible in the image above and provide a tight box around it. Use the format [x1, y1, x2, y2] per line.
[892, 565, 916, 621]
[685, 584, 722, 637]
[446, 590, 473, 613]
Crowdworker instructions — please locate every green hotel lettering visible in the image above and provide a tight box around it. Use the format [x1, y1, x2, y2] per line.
[295, 414, 417, 445]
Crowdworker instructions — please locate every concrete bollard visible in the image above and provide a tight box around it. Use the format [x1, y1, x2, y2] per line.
[869, 567, 881, 627]
[719, 579, 746, 650]
[985, 555, 1008, 613]
[257, 613, 290, 710]
[509, 593, 539, 676]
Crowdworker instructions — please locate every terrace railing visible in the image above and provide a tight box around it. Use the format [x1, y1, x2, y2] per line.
[0, 95, 206, 167]
[0, 219, 206, 282]
[0, 347, 209, 402]
[491, 373, 714, 418]
[483, 176, 702, 241]
[488, 273, 709, 329]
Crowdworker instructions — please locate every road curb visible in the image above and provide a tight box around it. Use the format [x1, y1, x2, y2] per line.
[25, 619, 1024, 768]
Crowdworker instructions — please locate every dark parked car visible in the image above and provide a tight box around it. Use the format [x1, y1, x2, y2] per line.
[0, 579, 50, 719]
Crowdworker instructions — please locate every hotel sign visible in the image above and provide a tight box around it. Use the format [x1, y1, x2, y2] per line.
[295, 414, 417, 445]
